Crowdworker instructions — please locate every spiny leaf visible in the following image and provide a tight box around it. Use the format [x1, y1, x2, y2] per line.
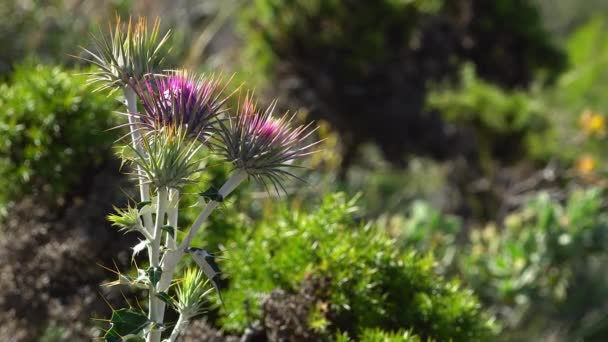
[148, 266, 162, 287]
[156, 291, 177, 309]
[137, 200, 152, 210]
[161, 225, 176, 239]
[199, 187, 224, 202]
[104, 308, 150, 342]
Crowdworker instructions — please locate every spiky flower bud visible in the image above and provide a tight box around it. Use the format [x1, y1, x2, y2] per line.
[216, 94, 317, 192]
[132, 71, 229, 141]
[119, 126, 203, 190]
[81, 16, 170, 92]
[107, 205, 142, 233]
[176, 268, 213, 319]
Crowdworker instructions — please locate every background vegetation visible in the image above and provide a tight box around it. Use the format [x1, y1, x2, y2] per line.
[2, 0, 608, 341]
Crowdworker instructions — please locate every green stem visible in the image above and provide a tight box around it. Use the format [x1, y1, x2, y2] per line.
[167, 189, 179, 250]
[167, 314, 188, 342]
[123, 86, 154, 235]
[157, 188, 179, 325]
[147, 188, 168, 342]
[157, 170, 247, 295]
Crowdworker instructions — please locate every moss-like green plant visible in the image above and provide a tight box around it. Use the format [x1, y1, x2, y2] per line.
[427, 64, 549, 163]
[0, 62, 118, 213]
[220, 193, 497, 341]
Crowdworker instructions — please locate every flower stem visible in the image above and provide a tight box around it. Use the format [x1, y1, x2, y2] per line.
[166, 189, 179, 250]
[156, 170, 247, 300]
[147, 188, 168, 342]
[156, 188, 179, 325]
[179, 169, 247, 251]
[167, 314, 188, 342]
[123, 86, 154, 234]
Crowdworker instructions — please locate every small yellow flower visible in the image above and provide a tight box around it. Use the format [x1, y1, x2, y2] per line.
[576, 155, 596, 175]
[579, 109, 606, 137]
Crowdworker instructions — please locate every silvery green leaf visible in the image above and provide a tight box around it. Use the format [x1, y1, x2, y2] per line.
[155, 291, 177, 309]
[161, 225, 176, 239]
[103, 308, 150, 342]
[148, 266, 162, 287]
[138, 202, 155, 217]
[199, 187, 223, 202]
[136, 200, 152, 210]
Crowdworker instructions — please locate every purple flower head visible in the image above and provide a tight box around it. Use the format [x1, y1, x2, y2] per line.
[216, 94, 319, 193]
[131, 71, 229, 141]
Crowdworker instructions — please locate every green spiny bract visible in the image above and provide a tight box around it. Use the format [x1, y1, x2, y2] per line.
[176, 268, 214, 319]
[81, 16, 171, 92]
[107, 205, 143, 234]
[119, 126, 204, 190]
[215, 93, 318, 193]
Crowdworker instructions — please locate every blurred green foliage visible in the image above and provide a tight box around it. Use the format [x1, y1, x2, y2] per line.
[388, 188, 608, 339]
[219, 193, 497, 341]
[378, 201, 460, 273]
[239, 0, 441, 81]
[0, 0, 132, 77]
[463, 189, 608, 339]
[427, 65, 549, 163]
[237, 0, 564, 168]
[340, 328, 429, 342]
[0, 63, 118, 212]
[539, 17, 608, 168]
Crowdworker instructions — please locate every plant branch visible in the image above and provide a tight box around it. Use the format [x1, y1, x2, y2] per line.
[147, 188, 168, 342]
[167, 314, 188, 342]
[157, 170, 247, 292]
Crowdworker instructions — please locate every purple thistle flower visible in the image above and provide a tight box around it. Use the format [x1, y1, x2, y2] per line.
[216, 94, 318, 193]
[130, 71, 229, 141]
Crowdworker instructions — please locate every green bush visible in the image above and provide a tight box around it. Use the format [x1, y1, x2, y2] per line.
[0, 63, 119, 211]
[462, 188, 608, 339]
[378, 200, 460, 272]
[427, 64, 549, 163]
[219, 193, 497, 341]
[336, 328, 428, 342]
[357, 328, 427, 342]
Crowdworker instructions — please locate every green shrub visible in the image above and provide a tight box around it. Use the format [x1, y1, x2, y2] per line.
[427, 64, 550, 163]
[357, 328, 427, 342]
[462, 188, 608, 338]
[371, 188, 608, 339]
[0, 63, 119, 211]
[378, 200, 460, 272]
[220, 193, 497, 341]
[335, 328, 429, 342]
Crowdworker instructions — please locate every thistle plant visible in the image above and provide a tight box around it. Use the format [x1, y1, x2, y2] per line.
[82, 16, 317, 342]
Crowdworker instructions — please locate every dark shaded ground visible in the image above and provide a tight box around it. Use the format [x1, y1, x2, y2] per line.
[0, 161, 137, 341]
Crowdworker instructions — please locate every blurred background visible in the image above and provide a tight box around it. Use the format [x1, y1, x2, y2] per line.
[3, 0, 608, 341]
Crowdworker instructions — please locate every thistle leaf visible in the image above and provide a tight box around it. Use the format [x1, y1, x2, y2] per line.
[147, 266, 162, 287]
[104, 308, 150, 342]
[199, 187, 224, 202]
[136, 200, 152, 210]
[156, 291, 177, 309]
[161, 225, 176, 239]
